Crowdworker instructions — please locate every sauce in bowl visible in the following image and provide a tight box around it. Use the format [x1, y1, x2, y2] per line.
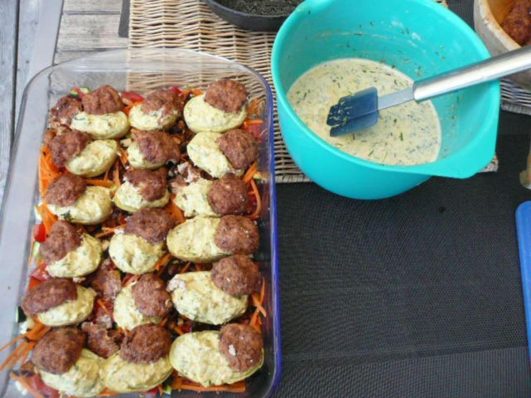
[287, 58, 441, 166]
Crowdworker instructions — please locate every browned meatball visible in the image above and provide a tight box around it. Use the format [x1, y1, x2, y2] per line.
[90, 259, 122, 300]
[501, 0, 530, 45]
[124, 208, 175, 244]
[22, 278, 78, 316]
[119, 325, 172, 364]
[48, 129, 91, 167]
[132, 130, 180, 165]
[204, 79, 248, 113]
[44, 173, 86, 207]
[125, 168, 168, 202]
[131, 273, 172, 317]
[141, 89, 183, 115]
[39, 221, 82, 263]
[49, 96, 83, 126]
[217, 129, 258, 170]
[207, 174, 249, 216]
[215, 216, 259, 254]
[219, 324, 263, 372]
[211, 255, 261, 296]
[43, 129, 57, 146]
[81, 85, 124, 115]
[32, 327, 86, 375]
[81, 322, 123, 359]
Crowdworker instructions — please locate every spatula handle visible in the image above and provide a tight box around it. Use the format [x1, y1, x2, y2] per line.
[414, 46, 531, 101]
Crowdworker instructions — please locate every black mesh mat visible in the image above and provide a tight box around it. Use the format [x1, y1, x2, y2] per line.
[274, 111, 531, 397]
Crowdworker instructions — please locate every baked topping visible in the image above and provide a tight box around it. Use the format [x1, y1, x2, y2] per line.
[22, 278, 78, 316]
[39, 221, 82, 263]
[82, 85, 124, 115]
[125, 168, 168, 201]
[214, 215, 260, 254]
[133, 130, 180, 164]
[204, 79, 248, 113]
[32, 327, 86, 375]
[217, 129, 258, 170]
[44, 173, 86, 207]
[119, 324, 172, 364]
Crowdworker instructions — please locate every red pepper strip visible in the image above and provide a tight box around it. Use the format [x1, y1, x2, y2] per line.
[121, 91, 144, 103]
[32, 224, 46, 243]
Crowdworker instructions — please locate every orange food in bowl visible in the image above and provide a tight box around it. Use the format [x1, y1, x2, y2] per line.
[474, 0, 531, 87]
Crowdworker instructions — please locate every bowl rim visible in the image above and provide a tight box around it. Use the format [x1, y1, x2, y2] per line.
[271, 0, 501, 177]
[204, 0, 294, 18]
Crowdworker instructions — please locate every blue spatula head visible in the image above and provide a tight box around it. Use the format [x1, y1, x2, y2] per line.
[327, 87, 379, 137]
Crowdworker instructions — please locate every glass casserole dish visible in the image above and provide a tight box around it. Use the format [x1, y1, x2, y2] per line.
[0, 48, 281, 398]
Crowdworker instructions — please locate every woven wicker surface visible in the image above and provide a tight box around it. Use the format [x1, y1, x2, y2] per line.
[501, 79, 531, 116]
[132, 0, 499, 184]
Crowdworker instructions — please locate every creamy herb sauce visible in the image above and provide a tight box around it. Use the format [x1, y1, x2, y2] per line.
[288, 58, 441, 165]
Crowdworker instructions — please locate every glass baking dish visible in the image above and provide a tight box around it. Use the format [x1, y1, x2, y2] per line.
[0, 48, 281, 398]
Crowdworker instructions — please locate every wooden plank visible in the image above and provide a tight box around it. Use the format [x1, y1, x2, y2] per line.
[16, 0, 40, 119]
[56, 14, 128, 51]
[63, 0, 123, 13]
[55, 49, 127, 64]
[0, 0, 19, 204]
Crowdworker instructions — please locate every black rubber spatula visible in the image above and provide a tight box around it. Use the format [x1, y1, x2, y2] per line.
[326, 46, 531, 137]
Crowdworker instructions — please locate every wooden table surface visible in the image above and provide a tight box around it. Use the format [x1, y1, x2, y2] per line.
[0, 0, 126, 204]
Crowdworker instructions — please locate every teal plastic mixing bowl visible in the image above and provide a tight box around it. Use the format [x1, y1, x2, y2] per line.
[271, 0, 500, 199]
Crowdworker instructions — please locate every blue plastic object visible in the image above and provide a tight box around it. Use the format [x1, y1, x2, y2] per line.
[515, 202, 531, 359]
[271, 0, 501, 199]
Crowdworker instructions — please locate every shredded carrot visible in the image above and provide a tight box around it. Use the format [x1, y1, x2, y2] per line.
[247, 98, 263, 116]
[10, 373, 45, 398]
[25, 322, 49, 341]
[0, 342, 30, 371]
[86, 179, 114, 188]
[243, 119, 263, 129]
[94, 226, 121, 239]
[160, 317, 168, 327]
[249, 279, 266, 331]
[165, 199, 186, 224]
[26, 328, 49, 343]
[179, 262, 191, 274]
[17, 342, 35, 366]
[97, 299, 112, 317]
[252, 294, 267, 318]
[170, 373, 182, 389]
[249, 179, 262, 219]
[0, 335, 26, 353]
[113, 165, 121, 187]
[249, 310, 261, 332]
[243, 162, 258, 184]
[154, 253, 172, 271]
[100, 388, 119, 396]
[259, 276, 265, 302]
[158, 385, 164, 395]
[123, 274, 140, 287]
[117, 146, 128, 167]
[171, 376, 246, 393]
[38, 146, 61, 197]
[37, 203, 58, 233]
[185, 88, 203, 97]
[175, 325, 185, 336]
